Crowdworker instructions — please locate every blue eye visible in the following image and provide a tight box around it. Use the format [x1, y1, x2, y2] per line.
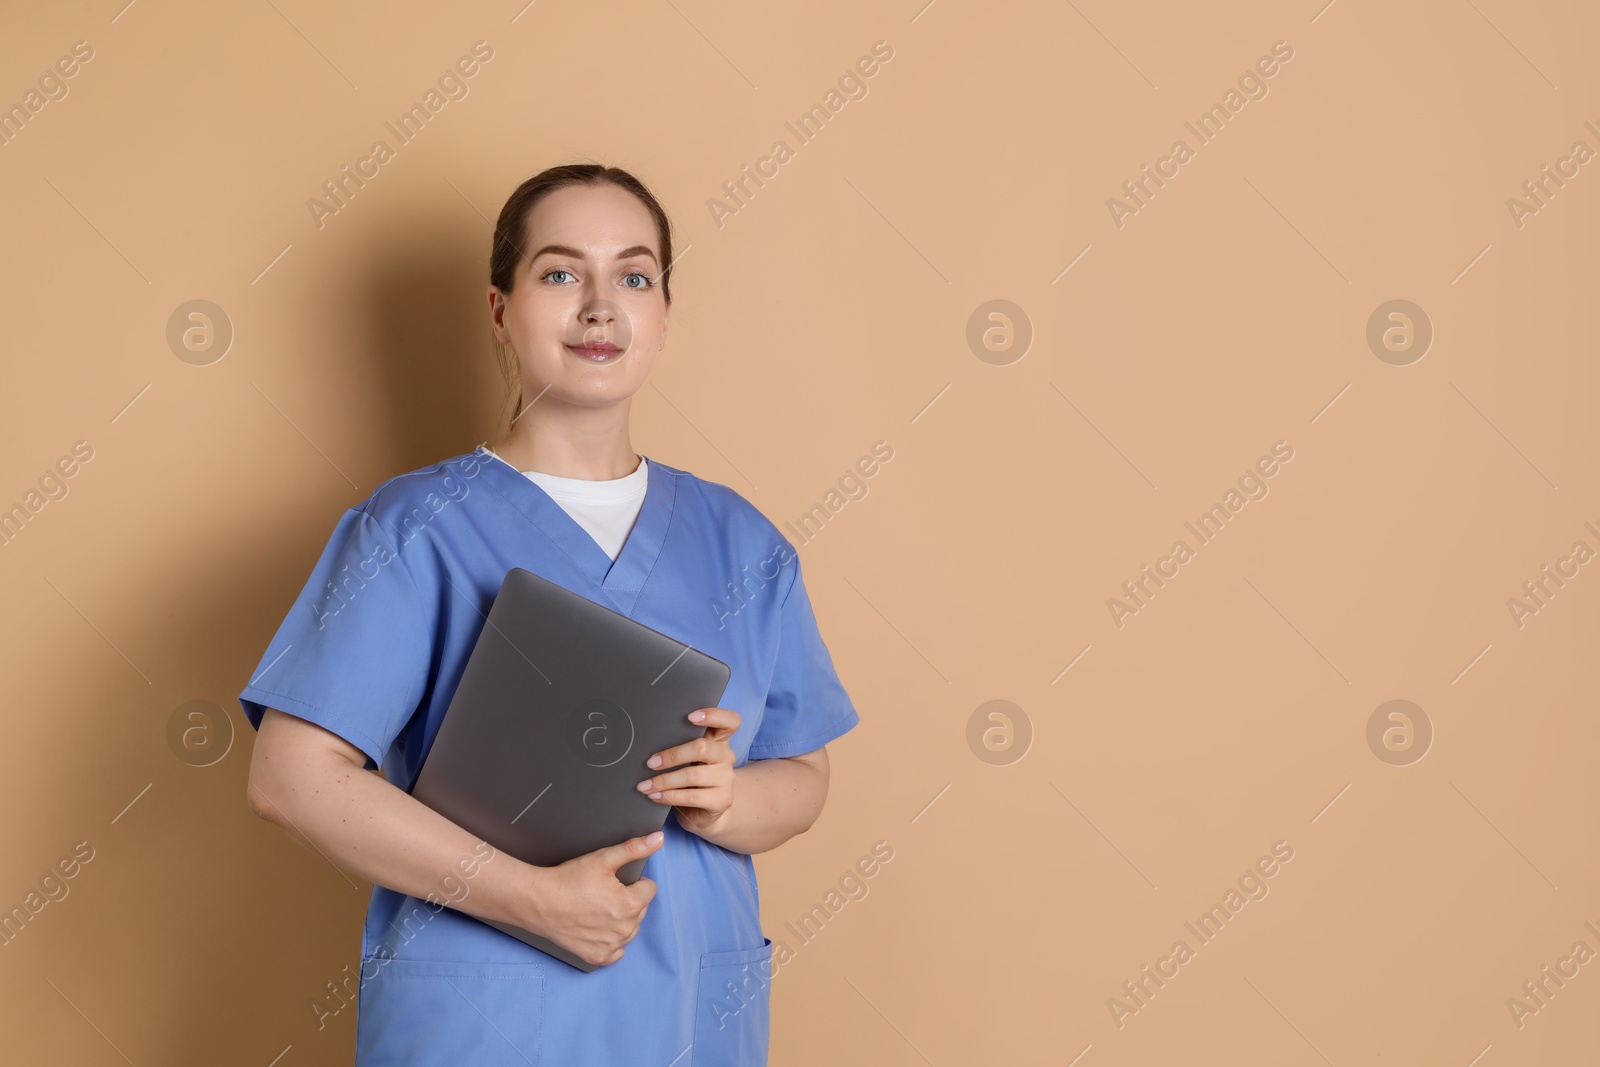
[540, 268, 654, 289]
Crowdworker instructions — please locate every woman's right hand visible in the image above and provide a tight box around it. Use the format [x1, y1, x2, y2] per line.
[521, 831, 664, 968]
[248, 709, 667, 970]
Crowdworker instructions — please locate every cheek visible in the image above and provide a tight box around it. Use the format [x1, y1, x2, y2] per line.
[640, 316, 668, 350]
[624, 338, 664, 382]
[517, 292, 564, 333]
[511, 295, 578, 357]
[615, 306, 665, 360]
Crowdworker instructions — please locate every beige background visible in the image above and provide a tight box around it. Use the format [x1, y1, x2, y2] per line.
[1, 0, 1596, 1063]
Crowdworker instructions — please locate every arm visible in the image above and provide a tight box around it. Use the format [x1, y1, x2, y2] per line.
[635, 705, 832, 855]
[247, 708, 537, 924]
[247, 707, 662, 967]
[689, 747, 830, 855]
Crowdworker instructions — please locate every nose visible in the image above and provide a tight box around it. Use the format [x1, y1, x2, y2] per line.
[578, 292, 621, 331]
[567, 296, 633, 350]
[580, 293, 614, 324]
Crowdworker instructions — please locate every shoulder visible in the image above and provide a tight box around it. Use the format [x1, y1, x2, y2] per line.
[353, 449, 488, 532]
[649, 456, 797, 557]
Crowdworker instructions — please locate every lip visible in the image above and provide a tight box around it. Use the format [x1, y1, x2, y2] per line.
[567, 341, 621, 357]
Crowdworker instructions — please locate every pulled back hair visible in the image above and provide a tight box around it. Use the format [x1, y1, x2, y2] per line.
[488, 163, 675, 421]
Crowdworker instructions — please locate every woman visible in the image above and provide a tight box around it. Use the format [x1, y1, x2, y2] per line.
[240, 163, 859, 1065]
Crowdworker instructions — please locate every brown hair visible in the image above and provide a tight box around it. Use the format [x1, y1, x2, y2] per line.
[488, 163, 674, 421]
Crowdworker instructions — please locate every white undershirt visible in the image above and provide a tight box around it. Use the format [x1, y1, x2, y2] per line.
[488, 451, 649, 562]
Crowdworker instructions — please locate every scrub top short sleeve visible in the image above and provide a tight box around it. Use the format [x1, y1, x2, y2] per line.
[746, 554, 860, 760]
[238, 507, 432, 768]
[233, 452, 863, 1065]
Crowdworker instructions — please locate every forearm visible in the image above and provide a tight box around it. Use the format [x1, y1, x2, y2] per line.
[684, 756, 828, 855]
[249, 748, 544, 931]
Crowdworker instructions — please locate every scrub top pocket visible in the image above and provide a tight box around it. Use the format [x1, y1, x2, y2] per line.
[355, 957, 545, 1066]
[692, 937, 774, 1067]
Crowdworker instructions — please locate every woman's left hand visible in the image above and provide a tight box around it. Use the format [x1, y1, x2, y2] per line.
[636, 707, 741, 836]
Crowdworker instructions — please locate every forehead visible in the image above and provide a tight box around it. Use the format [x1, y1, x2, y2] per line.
[524, 183, 659, 258]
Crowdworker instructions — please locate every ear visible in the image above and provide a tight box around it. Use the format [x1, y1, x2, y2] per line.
[487, 286, 508, 342]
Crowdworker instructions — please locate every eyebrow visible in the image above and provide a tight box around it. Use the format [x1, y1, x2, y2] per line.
[530, 244, 658, 265]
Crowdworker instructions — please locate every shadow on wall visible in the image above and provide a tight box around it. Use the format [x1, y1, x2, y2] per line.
[131, 218, 511, 1064]
[362, 218, 511, 473]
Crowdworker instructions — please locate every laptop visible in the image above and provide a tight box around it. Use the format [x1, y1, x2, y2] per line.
[409, 567, 731, 972]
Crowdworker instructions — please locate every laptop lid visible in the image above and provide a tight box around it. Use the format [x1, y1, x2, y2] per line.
[409, 567, 731, 970]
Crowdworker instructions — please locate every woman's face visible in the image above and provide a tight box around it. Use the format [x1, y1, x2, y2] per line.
[488, 182, 668, 413]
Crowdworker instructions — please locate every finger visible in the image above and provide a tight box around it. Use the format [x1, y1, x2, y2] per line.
[652, 785, 728, 809]
[638, 762, 704, 796]
[640, 763, 734, 799]
[688, 706, 741, 736]
[646, 734, 733, 774]
[643, 738, 704, 774]
[592, 830, 664, 873]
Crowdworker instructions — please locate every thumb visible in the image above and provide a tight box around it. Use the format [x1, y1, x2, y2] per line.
[593, 830, 664, 874]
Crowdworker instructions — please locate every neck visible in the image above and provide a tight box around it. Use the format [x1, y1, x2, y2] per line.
[488, 398, 638, 479]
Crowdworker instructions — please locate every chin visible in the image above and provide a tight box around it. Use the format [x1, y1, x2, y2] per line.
[556, 381, 644, 408]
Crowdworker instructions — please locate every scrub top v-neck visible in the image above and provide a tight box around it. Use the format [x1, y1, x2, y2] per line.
[486, 449, 661, 612]
[238, 446, 860, 1066]
[506, 449, 649, 564]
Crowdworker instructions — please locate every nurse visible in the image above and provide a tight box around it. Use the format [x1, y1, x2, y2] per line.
[240, 163, 860, 1065]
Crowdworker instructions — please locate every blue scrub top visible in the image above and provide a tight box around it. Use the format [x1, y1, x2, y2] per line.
[238, 447, 860, 1066]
